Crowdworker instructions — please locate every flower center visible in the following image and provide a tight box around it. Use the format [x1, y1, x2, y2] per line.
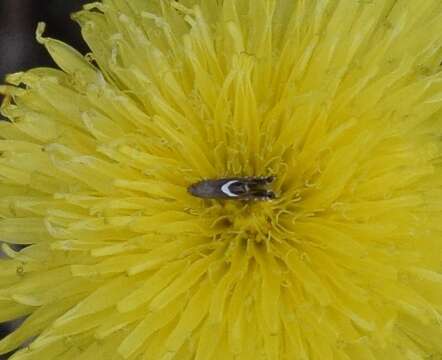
[210, 201, 276, 244]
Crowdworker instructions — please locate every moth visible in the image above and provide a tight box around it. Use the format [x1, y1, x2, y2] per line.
[188, 176, 276, 201]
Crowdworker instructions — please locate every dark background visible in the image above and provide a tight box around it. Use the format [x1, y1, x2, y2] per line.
[0, 1, 89, 358]
[0, 0, 89, 103]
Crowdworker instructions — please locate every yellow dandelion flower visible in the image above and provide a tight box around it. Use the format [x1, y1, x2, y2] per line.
[1, 0, 442, 359]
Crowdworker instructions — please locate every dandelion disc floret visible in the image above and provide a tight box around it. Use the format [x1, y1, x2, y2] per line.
[1, 1, 442, 359]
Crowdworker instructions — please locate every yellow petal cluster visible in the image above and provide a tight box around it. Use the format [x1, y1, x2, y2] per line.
[0, 0, 442, 359]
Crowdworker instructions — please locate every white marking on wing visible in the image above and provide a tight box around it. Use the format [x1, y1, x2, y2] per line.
[221, 180, 239, 197]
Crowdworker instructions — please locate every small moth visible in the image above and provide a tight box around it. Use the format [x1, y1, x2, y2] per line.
[188, 176, 276, 201]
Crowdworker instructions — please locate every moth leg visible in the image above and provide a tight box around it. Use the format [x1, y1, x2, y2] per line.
[247, 189, 276, 200]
